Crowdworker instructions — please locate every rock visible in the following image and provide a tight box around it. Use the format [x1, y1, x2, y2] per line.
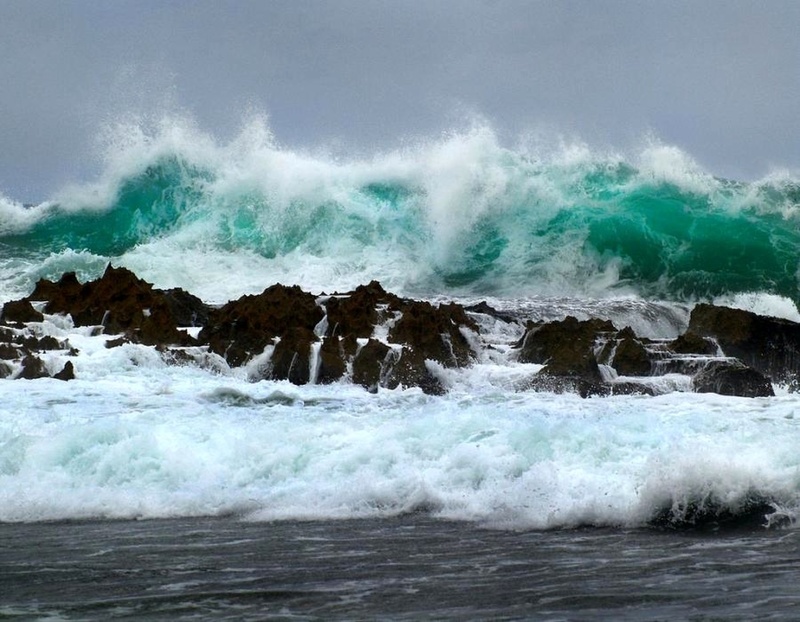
[669, 331, 718, 355]
[385, 347, 446, 395]
[0, 361, 12, 378]
[611, 334, 652, 376]
[692, 360, 774, 398]
[388, 300, 477, 367]
[316, 337, 347, 384]
[21, 335, 63, 351]
[199, 283, 323, 367]
[609, 381, 656, 396]
[325, 280, 398, 339]
[649, 493, 779, 531]
[524, 374, 610, 398]
[464, 301, 517, 323]
[268, 327, 317, 385]
[25, 266, 195, 347]
[18, 355, 48, 379]
[352, 339, 392, 393]
[161, 288, 210, 327]
[2, 300, 43, 323]
[0, 344, 18, 359]
[517, 316, 616, 383]
[689, 304, 800, 386]
[53, 361, 75, 381]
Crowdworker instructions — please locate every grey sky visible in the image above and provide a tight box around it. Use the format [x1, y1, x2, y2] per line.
[1, 0, 799, 200]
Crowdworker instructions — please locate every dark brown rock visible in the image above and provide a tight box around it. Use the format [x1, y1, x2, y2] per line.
[18, 355, 48, 379]
[0, 361, 12, 378]
[669, 331, 718, 355]
[268, 327, 317, 385]
[464, 301, 517, 323]
[325, 281, 398, 339]
[388, 300, 477, 367]
[317, 337, 347, 384]
[199, 283, 323, 367]
[53, 361, 75, 381]
[162, 288, 210, 327]
[517, 316, 616, 383]
[612, 336, 652, 376]
[0, 343, 19, 359]
[609, 382, 656, 396]
[385, 347, 446, 395]
[2, 300, 44, 323]
[525, 374, 610, 398]
[692, 360, 774, 397]
[689, 304, 800, 386]
[26, 266, 193, 347]
[352, 339, 392, 393]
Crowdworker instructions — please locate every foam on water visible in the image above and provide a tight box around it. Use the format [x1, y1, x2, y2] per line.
[0, 318, 798, 528]
[2, 116, 800, 530]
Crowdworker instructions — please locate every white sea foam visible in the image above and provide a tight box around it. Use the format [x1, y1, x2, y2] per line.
[0, 317, 798, 528]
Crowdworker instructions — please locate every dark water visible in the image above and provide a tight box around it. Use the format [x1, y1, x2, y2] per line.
[1, 516, 799, 620]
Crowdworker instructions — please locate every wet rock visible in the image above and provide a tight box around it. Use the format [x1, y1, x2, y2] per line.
[2, 300, 43, 323]
[611, 333, 652, 376]
[325, 281, 398, 339]
[268, 327, 317, 385]
[0, 361, 12, 378]
[649, 493, 779, 531]
[385, 347, 446, 395]
[689, 304, 800, 386]
[609, 381, 656, 396]
[0, 343, 19, 359]
[316, 337, 347, 384]
[517, 316, 616, 383]
[464, 301, 517, 323]
[162, 288, 210, 327]
[21, 335, 63, 351]
[669, 331, 718, 355]
[25, 266, 196, 347]
[53, 361, 75, 381]
[105, 336, 129, 349]
[524, 374, 610, 398]
[352, 339, 392, 393]
[18, 354, 48, 379]
[388, 301, 477, 367]
[199, 283, 323, 367]
[692, 360, 774, 398]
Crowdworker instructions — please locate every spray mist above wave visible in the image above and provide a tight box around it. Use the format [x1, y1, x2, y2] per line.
[2, 114, 800, 303]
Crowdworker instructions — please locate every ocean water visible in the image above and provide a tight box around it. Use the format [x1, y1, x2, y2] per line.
[2, 118, 800, 618]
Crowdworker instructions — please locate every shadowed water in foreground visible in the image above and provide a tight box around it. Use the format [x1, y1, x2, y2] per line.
[2, 516, 799, 620]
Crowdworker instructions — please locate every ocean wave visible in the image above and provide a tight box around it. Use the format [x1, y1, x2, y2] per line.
[1, 116, 799, 303]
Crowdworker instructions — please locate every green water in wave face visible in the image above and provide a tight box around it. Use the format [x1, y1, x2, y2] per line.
[585, 181, 800, 299]
[1, 150, 799, 302]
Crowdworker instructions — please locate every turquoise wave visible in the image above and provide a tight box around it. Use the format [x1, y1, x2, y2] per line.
[2, 135, 799, 302]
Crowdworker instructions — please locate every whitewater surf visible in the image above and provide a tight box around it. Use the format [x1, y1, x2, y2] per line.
[2, 118, 800, 619]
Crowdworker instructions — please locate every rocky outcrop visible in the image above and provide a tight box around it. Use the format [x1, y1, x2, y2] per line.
[3, 267, 798, 398]
[2, 300, 44, 324]
[26, 265, 208, 346]
[692, 360, 774, 397]
[689, 304, 800, 387]
[514, 312, 777, 398]
[517, 316, 615, 380]
[199, 283, 323, 368]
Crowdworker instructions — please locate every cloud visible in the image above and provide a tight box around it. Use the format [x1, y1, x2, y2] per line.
[1, 0, 799, 199]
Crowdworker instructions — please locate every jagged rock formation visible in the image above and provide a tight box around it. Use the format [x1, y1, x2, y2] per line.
[689, 303, 800, 388]
[1, 265, 797, 398]
[24, 265, 209, 346]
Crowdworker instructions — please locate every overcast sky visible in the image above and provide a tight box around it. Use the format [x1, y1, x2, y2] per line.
[1, 0, 799, 200]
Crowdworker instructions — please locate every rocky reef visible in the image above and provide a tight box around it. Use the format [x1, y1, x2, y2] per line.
[1, 265, 796, 398]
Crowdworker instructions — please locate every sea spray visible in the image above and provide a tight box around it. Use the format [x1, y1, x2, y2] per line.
[0, 117, 799, 305]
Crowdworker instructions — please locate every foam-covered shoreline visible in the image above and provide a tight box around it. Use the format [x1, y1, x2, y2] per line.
[1, 265, 798, 399]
